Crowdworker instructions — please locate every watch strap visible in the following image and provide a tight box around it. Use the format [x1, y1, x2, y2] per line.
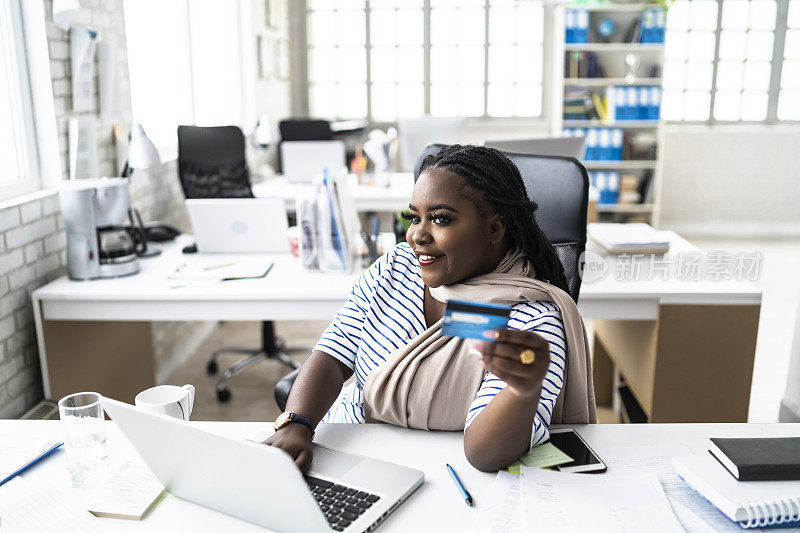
[276, 411, 314, 439]
[287, 412, 314, 437]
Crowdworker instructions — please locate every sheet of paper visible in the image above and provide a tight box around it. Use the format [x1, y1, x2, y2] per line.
[470, 471, 523, 533]
[0, 434, 61, 484]
[0, 476, 105, 532]
[69, 116, 99, 180]
[98, 41, 121, 121]
[597, 444, 800, 532]
[598, 444, 738, 531]
[598, 445, 753, 532]
[82, 459, 165, 519]
[508, 442, 572, 471]
[520, 466, 684, 532]
[167, 260, 273, 281]
[667, 497, 720, 533]
[70, 27, 97, 112]
[600, 444, 690, 476]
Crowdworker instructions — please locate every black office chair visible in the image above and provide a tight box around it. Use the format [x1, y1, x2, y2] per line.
[177, 125, 255, 199]
[273, 144, 589, 410]
[278, 119, 333, 142]
[277, 119, 333, 173]
[177, 125, 299, 403]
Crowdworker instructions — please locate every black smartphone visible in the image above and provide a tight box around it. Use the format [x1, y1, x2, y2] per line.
[548, 428, 607, 473]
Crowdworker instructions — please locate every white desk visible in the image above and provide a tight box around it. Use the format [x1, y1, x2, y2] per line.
[32, 233, 761, 421]
[6, 421, 799, 532]
[252, 173, 415, 213]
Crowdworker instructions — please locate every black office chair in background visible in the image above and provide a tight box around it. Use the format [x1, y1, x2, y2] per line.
[278, 119, 333, 142]
[273, 144, 589, 410]
[177, 125, 299, 403]
[277, 119, 333, 173]
[177, 125, 255, 199]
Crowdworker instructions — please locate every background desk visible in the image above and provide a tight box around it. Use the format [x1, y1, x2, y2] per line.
[6, 420, 799, 532]
[32, 233, 761, 422]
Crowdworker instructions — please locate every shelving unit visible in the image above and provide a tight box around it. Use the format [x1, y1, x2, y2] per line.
[564, 43, 664, 52]
[596, 203, 654, 213]
[551, 3, 666, 225]
[564, 77, 662, 86]
[572, 3, 662, 11]
[562, 119, 660, 128]
[585, 160, 656, 170]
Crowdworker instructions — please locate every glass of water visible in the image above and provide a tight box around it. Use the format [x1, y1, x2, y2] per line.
[58, 392, 109, 487]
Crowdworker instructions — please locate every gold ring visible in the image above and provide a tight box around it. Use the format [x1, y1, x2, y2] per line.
[519, 348, 535, 365]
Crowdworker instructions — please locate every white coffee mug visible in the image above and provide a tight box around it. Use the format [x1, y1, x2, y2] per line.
[135, 384, 195, 421]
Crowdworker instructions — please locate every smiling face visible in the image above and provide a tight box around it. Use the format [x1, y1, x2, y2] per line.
[406, 168, 509, 288]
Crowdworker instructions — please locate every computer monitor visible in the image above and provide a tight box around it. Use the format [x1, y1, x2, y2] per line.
[484, 137, 586, 159]
[280, 140, 346, 183]
[398, 118, 468, 171]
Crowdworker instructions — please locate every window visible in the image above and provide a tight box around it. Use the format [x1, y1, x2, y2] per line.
[124, 0, 246, 157]
[370, 0, 424, 121]
[714, 0, 775, 121]
[124, 0, 193, 156]
[307, 0, 368, 120]
[307, 0, 546, 121]
[664, 0, 799, 122]
[0, 0, 40, 199]
[663, 0, 718, 120]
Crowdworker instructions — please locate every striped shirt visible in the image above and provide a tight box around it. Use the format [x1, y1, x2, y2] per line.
[314, 243, 566, 448]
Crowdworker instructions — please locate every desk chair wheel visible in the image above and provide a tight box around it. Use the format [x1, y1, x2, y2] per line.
[210, 322, 300, 403]
[216, 387, 231, 402]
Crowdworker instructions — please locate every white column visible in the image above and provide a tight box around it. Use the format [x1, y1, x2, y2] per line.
[780, 290, 800, 422]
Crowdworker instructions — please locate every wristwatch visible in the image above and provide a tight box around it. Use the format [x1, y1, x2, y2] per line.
[274, 411, 315, 439]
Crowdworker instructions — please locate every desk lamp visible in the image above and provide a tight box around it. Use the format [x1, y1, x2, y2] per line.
[122, 124, 162, 257]
[250, 116, 278, 179]
[252, 115, 277, 149]
[121, 124, 160, 178]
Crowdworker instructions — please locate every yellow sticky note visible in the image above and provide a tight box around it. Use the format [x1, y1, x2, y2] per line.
[504, 442, 572, 473]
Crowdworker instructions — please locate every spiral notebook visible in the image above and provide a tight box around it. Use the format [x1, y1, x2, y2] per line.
[673, 454, 800, 529]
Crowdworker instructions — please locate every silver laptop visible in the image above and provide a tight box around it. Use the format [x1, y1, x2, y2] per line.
[281, 140, 346, 182]
[102, 399, 424, 533]
[484, 136, 586, 159]
[185, 198, 289, 253]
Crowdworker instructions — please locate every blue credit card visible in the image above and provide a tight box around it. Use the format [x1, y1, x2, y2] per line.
[441, 299, 512, 341]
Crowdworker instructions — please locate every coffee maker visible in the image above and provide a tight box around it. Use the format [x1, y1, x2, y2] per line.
[59, 178, 146, 280]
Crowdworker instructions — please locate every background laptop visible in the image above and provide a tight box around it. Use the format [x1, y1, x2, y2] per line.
[185, 198, 289, 253]
[102, 398, 423, 533]
[280, 140, 346, 182]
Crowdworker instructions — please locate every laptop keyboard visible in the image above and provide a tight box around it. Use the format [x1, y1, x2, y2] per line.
[305, 475, 381, 531]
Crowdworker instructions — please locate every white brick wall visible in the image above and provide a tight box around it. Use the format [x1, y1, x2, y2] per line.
[0, 0, 215, 418]
[0, 199, 63, 418]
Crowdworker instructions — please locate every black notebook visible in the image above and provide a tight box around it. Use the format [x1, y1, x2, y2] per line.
[709, 437, 800, 481]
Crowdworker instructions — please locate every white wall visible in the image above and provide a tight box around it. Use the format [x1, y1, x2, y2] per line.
[658, 125, 800, 236]
[248, 0, 292, 171]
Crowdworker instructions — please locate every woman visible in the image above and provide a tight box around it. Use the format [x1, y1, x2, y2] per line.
[265, 145, 594, 472]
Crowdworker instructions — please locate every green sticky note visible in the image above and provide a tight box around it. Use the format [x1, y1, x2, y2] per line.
[504, 442, 573, 473]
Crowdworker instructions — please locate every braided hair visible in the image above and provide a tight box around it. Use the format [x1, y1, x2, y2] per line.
[417, 144, 569, 294]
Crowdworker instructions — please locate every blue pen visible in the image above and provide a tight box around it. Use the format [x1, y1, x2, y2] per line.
[446, 463, 473, 507]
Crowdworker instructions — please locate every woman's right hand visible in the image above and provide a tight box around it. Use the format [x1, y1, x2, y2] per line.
[263, 423, 314, 473]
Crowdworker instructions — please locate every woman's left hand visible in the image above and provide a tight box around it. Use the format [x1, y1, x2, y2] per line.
[470, 329, 551, 399]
